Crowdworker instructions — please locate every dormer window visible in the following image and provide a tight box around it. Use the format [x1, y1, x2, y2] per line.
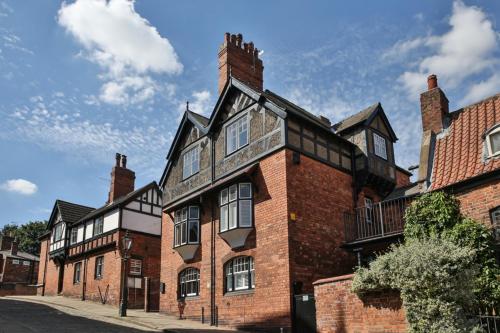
[486, 125, 500, 157]
[182, 146, 199, 179]
[53, 223, 64, 242]
[373, 132, 387, 159]
[226, 115, 248, 155]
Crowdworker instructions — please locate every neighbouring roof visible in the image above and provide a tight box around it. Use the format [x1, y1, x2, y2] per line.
[0, 250, 39, 261]
[430, 93, 500, 190]
[187, 110, 209, 127]
[77, 181, 159, 224]
[53, 200, 95, 226]
[385, 182, 420, 201]
[333, 103, 380, 133]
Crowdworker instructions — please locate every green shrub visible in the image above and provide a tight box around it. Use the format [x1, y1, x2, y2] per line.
[352, 239, 480, 333]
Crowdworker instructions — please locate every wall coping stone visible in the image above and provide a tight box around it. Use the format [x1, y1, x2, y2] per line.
[313, 273, 354, 286]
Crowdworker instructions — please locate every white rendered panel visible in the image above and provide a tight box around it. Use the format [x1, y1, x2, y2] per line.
[103, 209, 119, 233]
[153, 206, 162, 216]
[126, 201, 141, 211]
[77, 225, 84, 243]
[152, 190, 156, 204]
[121, 210, 161, 235]
[85, 221, 93, 240]
[142, 203, 151, 213]
[148, 189, 153, 203]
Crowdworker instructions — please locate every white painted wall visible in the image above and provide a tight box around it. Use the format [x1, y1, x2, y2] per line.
[77, 224, 84, 243]
[121, 210, 161, 235]
[126, 201, 140, 210]
[153, 206, 162, 216]
[85, 221, 93, 240]
[103, 209, 119, 233]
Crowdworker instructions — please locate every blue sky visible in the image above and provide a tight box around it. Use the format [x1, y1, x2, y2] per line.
[1, 0, 500, 227]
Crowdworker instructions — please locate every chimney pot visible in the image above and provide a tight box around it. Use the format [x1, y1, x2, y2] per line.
[121, 155, 127, 168]
[427, 74, 438, 90]
[236, 34, 243, 47]
[224, 32, 230, 43]
[230, 34, 236, 44]
[108, 154, 135, 203]
[115, 153, 121, 167]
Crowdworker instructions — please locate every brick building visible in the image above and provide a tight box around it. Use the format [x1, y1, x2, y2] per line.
[0, 234, 39, 285]
[38, 154, 162, 310]
[158, 33, 411, 332]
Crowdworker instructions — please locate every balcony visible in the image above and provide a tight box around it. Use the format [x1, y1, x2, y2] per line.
[344, 197, 413, 244]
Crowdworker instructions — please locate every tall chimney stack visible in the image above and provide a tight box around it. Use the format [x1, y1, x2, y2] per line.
[420, 74, 449, 134]
[218, 32, 264, 95]
[108, 153, 135, 203]
[11, 238, 18, 256]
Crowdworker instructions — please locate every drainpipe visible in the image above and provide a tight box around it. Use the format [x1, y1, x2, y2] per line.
[41, 238, 49, 296]
[82, 256, 88, 301]
[210, 133, 216, 326]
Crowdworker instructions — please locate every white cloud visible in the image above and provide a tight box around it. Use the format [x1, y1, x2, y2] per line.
[1, 179, 38, 195]
[177, 90, 212, 121]
[461, 73, 500, 104]
[57, 0, 183, 105]
[395, 1, 499, 99]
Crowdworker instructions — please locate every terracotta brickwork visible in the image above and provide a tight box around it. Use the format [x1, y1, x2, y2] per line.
[286, 150, 356, 293]
[1, 257, 38, 284]
[314, 274, 407, 333]
[454, 178, 500, 227]
[160, 149, 292, 331]
[395, 169, 411, 188]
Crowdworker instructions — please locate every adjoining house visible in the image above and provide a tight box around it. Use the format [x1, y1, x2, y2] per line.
[0, 234, 39, 296]
[158, 33, 411, 332]
[38, 154, 162, 311]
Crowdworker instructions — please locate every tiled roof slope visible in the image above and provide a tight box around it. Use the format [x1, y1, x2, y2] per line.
[430, 93, 500, 190]
[57, 200, 95, 225]
[333, 103, 379, 133]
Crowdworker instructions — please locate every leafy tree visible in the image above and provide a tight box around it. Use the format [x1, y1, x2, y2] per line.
[352, 239, 480, 333]
[404, 192, 500, 308]
[1, 221, 47, 255]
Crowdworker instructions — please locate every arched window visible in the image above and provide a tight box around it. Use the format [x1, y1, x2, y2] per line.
[225, 256, 254, 292]
[178, 267, 200, 298]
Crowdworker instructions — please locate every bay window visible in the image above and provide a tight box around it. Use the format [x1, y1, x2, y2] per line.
[226, 115, 248, 155]
[225, 256, 255, 292]
[179, 267, 200, 298]
[219, 183, 253, 232]
[174, 206, 200, 247]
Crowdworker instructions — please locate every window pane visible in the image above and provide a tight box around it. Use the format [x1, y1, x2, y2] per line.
[239, 183, 252, 199]
[229, 202, 237, 229]
[239, 200, 252, 227]
[188, 220, 199, 243]
[491, 132, 500, 155]
[181, 222, 187, 244]
[229, 185, 237, 201]
[189, 206, 199, 219]
[226, 124, 237, 154]
[220, 205, 228, 232]
[174, 224, 180, 246]
[239, 117, 248, 147]
[220, 189, 228, 205]
[373, 133, 387, 159]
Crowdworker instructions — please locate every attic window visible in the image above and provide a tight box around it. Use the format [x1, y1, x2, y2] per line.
[373, 133, 387, 160]
[182, 146, 199, 179]
[226, 115, 248, 155]
[486, 125, 500, 157]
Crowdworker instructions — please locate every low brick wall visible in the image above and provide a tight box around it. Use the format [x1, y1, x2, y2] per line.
[0, 283, 38, 297]
[313, 274, 407, 333]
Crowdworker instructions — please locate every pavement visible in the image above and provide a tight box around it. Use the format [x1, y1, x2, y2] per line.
[0, 295, 241, 333]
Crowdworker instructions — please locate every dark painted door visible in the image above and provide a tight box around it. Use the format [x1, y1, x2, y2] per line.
[293, 294, 317, 333]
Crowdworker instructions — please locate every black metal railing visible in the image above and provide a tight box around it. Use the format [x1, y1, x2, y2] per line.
[478, 309, 500, 333]
[344, 197, 413, 243]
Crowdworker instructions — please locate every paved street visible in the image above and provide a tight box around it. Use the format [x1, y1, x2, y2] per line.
[0, 297, 241, 333]
[0, 299, 156, 333]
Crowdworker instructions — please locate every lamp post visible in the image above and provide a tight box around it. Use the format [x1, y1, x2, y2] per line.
[119, 230, 132, 317]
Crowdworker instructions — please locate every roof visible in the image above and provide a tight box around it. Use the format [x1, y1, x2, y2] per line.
[48, 200, 95, 228]
[77, 181, 159, 224]
[187, 110, 209, 127]
[430, 93, 500, 190]
[0, 250, 39, 261]
[385, 182, 420, 201]
[333, 103, 380, 133]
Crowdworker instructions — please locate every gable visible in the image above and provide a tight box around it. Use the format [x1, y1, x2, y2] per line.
[369, 115, 390, 137]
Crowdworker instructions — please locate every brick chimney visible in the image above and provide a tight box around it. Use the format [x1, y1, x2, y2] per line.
[0, 234, 13, 251]
[420, 74, 449, 133]
[10, 238, 18, 256]
[218, 33, 264, 95]
[108, 153, 135, 203]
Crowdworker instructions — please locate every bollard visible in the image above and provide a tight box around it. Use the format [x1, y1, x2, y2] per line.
[201, 306, 205, 324]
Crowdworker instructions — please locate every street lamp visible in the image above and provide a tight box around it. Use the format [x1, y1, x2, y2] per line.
[119, 230, 133, 317]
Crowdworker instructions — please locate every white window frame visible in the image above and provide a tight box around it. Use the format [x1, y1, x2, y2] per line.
[179, 267, 200, 298]
[364, 197, 373, 224]
[93, 217, 104, 237]
[373, 132, 387, 160]
[219, 183, 253, 232]
[53, 223, 64, 242]
[73, 262, 81, 284]
[173, 206, 200, 247]
[225, 256, 254, 293]
[129, 258, 142, 276]
[12, 259, 19, 265]
[23, 261, 30, 266]
[95, 256, 104, 279]
[225, 115, 249, 155]
[486, 126, 500, 158]
[182, 146, 200, 179]
[492, 207, 500, 242]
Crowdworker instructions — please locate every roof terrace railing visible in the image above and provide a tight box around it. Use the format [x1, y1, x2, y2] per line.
[344, 197, 413, 243]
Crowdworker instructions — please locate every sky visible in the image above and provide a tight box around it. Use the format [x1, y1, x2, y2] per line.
[1, 0, 500, 227]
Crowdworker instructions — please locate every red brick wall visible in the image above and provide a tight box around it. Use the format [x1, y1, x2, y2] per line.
[396, 169, 411, 188]
[160, 150, 292, 331]
[453, 178, 500, 227]
[0, 283, 37, 296]
[1, 257, 38, 284]
[286, 151, 356, 293]
[314, 274, 407, 333]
